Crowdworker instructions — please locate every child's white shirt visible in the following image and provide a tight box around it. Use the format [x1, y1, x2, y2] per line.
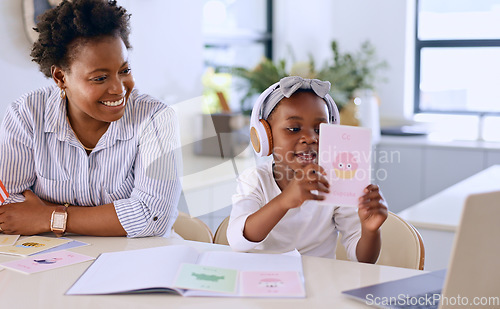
[227, 160, 361, 260]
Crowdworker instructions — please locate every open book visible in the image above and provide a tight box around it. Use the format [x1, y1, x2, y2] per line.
[66, 245, 305, 298]
[318, 124, 372, 207]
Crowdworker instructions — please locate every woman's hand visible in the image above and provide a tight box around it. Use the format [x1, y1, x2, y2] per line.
[357, 184, 388, 232]
[0, 190, 54, 235]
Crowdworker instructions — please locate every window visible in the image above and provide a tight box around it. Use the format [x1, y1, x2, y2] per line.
[415, 0, 500, 115]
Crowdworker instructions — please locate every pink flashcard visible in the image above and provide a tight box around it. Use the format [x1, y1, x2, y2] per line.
[0, 250, 94, 274]
[239, 271, 305, 298]
[318, 124, 372, 207]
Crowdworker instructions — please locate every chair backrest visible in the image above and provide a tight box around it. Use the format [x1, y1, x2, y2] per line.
[173, 212, 214, 243]
[335, 211, 425, 270]
[213, 216, 230, 245]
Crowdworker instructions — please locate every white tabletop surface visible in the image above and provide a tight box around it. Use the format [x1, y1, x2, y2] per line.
[398, 165, 500, 231]
[0, 235, 423, 309]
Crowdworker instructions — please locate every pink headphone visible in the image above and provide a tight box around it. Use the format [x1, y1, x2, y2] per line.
[249, 80, 340, 157]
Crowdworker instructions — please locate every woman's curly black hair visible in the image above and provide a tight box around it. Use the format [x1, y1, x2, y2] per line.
[30, 0, 131, 78]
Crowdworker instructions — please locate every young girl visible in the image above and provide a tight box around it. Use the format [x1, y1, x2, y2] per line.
[227, 76, 387, 263]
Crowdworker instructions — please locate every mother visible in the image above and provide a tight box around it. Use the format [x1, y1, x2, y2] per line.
[0, 0, 181, 237]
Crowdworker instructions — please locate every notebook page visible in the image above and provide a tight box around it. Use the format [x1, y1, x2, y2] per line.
[66, 245, 200, 295]
[198, 250, 303, 274]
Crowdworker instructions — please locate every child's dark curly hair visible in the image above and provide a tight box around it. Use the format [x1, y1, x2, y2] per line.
[30, 0, 131, 78]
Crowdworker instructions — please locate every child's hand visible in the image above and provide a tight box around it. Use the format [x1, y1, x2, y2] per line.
[280, 164, 330, 210]
[358, 184, 388, 233]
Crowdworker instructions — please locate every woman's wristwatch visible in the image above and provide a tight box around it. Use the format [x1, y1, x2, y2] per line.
[50, 203, 69, 237]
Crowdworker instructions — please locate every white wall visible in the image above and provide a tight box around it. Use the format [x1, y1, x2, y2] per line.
[0, 0, 53, 118]
[274, 0, 416, 122]
[125, 0, 204, 103]
[0, 0, 204, 121]
[273, 0, 336, 68]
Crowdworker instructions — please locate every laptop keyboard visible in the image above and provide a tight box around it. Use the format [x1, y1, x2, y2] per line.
[389, 290, 441, 309]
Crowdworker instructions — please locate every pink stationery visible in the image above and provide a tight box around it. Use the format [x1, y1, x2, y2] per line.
[318, 124, 372, 206]
[0, 236, 71, 256]
[239, 271, 305, 297]
[0, 250, 94, 274]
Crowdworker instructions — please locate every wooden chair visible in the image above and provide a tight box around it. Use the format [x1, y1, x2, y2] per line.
[213, 216, 230, 245]
[172, 212, 214, 243]
[213, 212, 425, 270]
[336, 211, 425, 270]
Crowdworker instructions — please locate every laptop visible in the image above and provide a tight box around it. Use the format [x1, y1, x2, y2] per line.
[342, 190, 500, 309]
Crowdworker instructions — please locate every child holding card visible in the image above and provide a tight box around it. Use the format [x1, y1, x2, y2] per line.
[227, 76, 387, 263]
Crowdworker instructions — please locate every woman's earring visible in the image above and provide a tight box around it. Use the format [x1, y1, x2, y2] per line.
[60, 88, 66, 100]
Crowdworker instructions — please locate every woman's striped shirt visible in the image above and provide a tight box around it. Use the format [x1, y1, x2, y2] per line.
[0, 86, 182, 237]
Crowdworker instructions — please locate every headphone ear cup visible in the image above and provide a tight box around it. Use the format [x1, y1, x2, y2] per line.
[260, 119, 273, 155]
[249, 119, 273, 157]
[248, 81, 280, 156]
[250, 125, 262, 154]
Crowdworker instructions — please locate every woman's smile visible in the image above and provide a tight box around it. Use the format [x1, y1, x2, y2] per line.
[100, 97, 125, 107]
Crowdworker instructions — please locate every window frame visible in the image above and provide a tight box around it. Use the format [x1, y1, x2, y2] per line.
[414, 0, 500, 116]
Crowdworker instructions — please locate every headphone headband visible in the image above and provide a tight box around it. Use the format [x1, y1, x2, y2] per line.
[249, 78, 340, 157]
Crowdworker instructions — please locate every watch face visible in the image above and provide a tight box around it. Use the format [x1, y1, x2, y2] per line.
[51, 212, 67, 231]
[53, 213, 65, 229]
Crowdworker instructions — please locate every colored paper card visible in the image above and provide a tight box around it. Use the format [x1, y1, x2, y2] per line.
[0, 250, 94, 274]
[0, 236, 71, 256]
[240, 271, 305, 298]
[33, 239, 89, 255]
[0, 235, 20, 246]
[318, 124, 372, 206]
[173, 263, 238, 294]
[0, 179, 9, 203]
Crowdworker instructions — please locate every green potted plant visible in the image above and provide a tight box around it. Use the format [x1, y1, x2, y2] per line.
[228, 40, 388, 123]
[230, 58, 288, 115]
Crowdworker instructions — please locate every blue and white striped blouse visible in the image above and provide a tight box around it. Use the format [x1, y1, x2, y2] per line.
[0, 86, 182, 237]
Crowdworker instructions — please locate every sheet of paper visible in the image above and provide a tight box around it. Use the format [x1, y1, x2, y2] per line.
[240, 271, 305, 297]
[173, 263, 238, 294]
[0, 235, 20, 246]
[0, 250, 94, 274]
[66, 245, 306, 297]
[188, 250, 304, 297]
[0, 236, 71, 256]
[318, 124, 372, 206]
[66, 245, 200, 295]
[198, 250, 303, 276]
[33, 239, 89, 255]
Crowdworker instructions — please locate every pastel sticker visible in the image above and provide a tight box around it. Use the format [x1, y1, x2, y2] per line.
[333, 152, 359, 179]
[17, 242, 45, 248]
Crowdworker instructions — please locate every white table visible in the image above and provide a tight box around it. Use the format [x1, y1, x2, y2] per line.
[398, 165, 500, 270]
[0, 236, 423, 309]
